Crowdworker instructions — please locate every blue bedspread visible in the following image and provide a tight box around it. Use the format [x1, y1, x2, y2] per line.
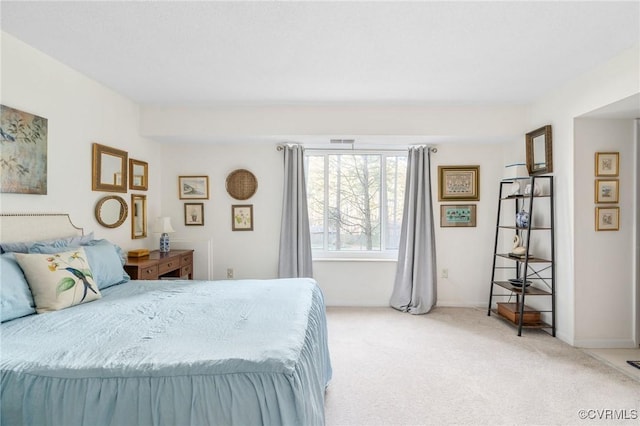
[1, 278, 332, 426]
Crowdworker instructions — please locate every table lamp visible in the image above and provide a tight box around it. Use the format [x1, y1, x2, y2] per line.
[153, 217, 175, 253]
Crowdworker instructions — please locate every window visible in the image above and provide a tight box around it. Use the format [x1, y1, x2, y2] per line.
[306, 151, 407, 258]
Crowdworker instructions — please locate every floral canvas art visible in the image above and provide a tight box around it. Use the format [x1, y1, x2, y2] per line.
[0, 105, 48, 194]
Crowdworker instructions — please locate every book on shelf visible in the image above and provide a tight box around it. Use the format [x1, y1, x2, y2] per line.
[508, 252, 528, 259]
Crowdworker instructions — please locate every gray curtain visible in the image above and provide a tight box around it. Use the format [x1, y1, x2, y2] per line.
[389, 146, 437, 314]
[278, 144, 313, 278]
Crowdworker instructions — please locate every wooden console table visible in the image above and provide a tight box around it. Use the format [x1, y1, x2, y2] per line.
[124, 249, 194, 280]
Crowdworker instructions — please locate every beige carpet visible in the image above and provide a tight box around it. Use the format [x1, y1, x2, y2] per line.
[324, 307, 640, 426]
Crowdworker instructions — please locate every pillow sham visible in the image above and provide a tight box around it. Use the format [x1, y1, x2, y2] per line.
[15, 248, 101, 313]
[0, 253, 36, 322]
[82, 240, 129, 289]
[28, 239, 129, 290]
[1, 232, 95, 254]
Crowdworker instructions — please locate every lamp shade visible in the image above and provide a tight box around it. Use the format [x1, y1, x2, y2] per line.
[153, 217, 175, 234]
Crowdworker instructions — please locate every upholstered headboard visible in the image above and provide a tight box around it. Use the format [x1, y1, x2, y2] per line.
[0, 214, 84, 243]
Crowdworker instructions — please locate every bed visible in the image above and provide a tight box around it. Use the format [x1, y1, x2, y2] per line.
[0, 214, 332, 426]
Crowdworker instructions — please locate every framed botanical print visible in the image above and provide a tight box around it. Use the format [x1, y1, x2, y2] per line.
[595, 152, 619, 177]
[184, 203, 204, 226]
[232, 204, 253, 231]
[594, 179, 619, 203]
[595, 206, 619, 231]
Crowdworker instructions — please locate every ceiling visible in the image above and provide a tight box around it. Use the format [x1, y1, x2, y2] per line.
[2, 1, 639, 108]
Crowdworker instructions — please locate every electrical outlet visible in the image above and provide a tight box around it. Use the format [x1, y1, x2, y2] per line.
[441, 268, 449, 278]
[227, 268, 234, 279]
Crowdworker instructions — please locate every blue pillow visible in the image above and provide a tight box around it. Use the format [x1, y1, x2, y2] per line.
[2, 232, 95, 254]
[29, 239, 129, 290]
[83, 238, 127, 265]
[0, 253, 36, 322]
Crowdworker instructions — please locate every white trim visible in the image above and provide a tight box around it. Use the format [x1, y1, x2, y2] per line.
[313, 257, 397, 263]
[572, 339, 638, 349]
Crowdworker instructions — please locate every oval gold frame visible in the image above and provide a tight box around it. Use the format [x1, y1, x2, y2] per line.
[94, 195, 128, 228]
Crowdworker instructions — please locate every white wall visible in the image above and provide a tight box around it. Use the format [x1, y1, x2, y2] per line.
[141, 105, 527, 144]
[158, 139, 508, 307]
[574, 119, 636, 346]
[530, 45, 640, 346]
[0, 32, 161, 252]
[159, 142, 283, 281]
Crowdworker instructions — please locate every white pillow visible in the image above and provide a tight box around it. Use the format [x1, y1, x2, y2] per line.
[15, 248, 101, 313]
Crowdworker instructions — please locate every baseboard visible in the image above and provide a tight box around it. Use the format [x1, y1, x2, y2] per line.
[435, 301, 486, 308]
[573, 338, 638, 349]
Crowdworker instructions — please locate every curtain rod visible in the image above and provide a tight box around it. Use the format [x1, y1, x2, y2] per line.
[276, 144, 437, 153]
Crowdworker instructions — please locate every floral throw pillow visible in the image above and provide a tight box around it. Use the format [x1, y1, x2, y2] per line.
[15, 248, 101, 313]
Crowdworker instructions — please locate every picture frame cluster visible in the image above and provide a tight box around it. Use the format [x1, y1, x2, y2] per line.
[594, 152, 619, 231]
[178, 174, 255, 230]
[438, 165, 480, 227]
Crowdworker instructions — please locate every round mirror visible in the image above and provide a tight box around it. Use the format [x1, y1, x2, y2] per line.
[95, 195, 128, 228]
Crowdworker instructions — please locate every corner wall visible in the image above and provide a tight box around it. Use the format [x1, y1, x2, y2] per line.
[529, 45, 640, 346]
[574, 118, 636, 347]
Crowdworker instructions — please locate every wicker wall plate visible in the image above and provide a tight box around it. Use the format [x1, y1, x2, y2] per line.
[226, 169, 258, 200]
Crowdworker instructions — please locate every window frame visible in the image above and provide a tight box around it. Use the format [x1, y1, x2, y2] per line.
[305, 148, 407, 260]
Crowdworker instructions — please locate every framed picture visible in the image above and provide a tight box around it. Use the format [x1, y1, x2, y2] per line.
[232, 204, 253, 231]
[178, 175, 209, 199]
[0, 105, 48, 195]
[184, 203, 204, 226]
[595, 152, 619, 177]
[595, 206, 619, 231]
[440, 204, 477, 227]
[594, 179, 619, 203]
[438, 165, 480, 201]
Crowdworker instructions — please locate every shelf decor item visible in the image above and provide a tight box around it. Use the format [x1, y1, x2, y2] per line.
[153, 217, 175, 252]
[497, 303, 540, 325]
[510, 235, 526, 256]
[515, 208, 529, 228]
[524, 183, 541, 196]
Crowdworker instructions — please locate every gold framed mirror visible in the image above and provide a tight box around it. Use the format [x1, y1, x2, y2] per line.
[129, 159, 148, 191]
[92, 143, 128, 193]
[131, 194, 147, 239]
[525, 125, 553, 175]
[95, 195, 128, 228]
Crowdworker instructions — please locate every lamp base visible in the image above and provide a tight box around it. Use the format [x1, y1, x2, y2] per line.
[159, 233, 170, 253]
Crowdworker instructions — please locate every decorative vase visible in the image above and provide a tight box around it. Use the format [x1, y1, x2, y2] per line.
[524, 183, 541, 196]
[509, 181, 521, 196]
[159, 232, 170, 252]
[516, 209, 529, 228]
